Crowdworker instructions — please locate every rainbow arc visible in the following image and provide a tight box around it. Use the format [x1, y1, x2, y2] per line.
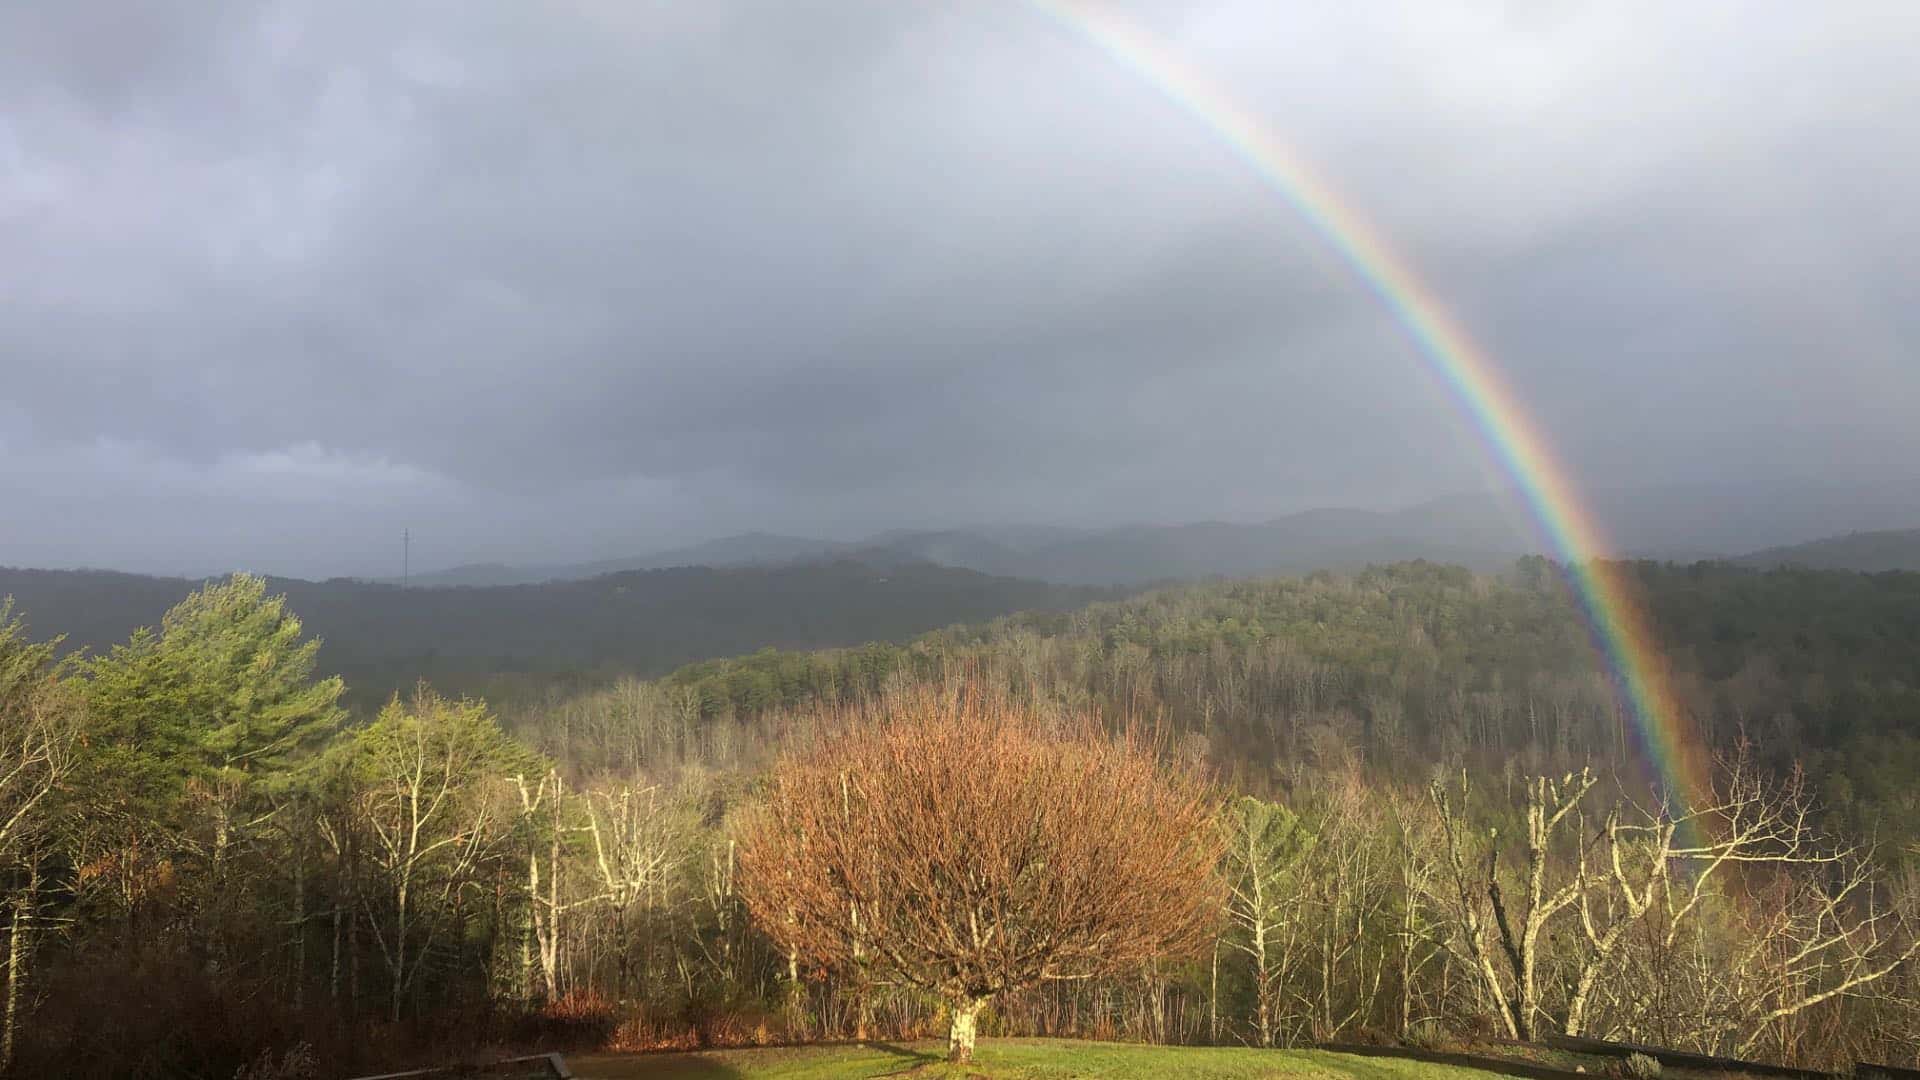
[1031, 0, 1711, 815]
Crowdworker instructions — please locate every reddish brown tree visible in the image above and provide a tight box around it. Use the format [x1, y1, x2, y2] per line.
[736, 683, 1223, 1063]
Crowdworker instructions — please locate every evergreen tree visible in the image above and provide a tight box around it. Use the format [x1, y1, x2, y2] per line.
[80, 575, 347, 950]
[85, 573, 345, 820]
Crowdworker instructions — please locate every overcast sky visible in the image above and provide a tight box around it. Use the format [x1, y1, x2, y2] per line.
[4, 1, 1918, 578]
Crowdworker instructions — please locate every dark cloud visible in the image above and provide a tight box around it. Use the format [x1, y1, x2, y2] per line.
[3, 0, 1917, 577]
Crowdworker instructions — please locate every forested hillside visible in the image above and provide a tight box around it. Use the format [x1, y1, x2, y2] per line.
[1, 561, 1914, 1076]
[548, 559, 1917, 847]
[0, 562, 1114, 703]
[401, 532, 838, 587]
[1733, 528, 1920, 572]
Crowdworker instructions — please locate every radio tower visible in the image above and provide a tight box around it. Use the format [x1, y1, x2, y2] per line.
[403, 529, 410, 588]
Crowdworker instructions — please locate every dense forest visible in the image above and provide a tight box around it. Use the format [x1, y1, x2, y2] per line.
[0, 562, 1114, 705]
[581, 559, 1919, 852]
[0, 559, 1913, 1077]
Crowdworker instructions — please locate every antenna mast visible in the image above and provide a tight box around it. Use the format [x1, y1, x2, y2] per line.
[403, 528, 410, 588]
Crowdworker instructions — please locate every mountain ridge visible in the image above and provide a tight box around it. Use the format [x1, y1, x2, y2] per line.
[0, 560, 1115, 704]
[380, 482, 1920, 588]
[1730, 528, 1920, 572]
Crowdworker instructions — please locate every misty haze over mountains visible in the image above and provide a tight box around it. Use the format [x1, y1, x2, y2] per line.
[398, 482, 1920, 588]
[5, 480, 1913, 708]
[7, 480, 1913, 704]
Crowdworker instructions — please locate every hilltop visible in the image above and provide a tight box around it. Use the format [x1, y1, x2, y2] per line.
[380, 483, 1920, 589]
[0, 560, 1113, 703]
[1732, 528, 1920, 572]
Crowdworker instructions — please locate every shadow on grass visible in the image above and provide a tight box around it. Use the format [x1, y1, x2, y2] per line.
[572, 1040, 940, 1080]
[864, 1041, 945, 1075]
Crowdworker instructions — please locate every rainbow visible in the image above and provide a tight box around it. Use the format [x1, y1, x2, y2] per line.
[1030, 0, 1712, 816]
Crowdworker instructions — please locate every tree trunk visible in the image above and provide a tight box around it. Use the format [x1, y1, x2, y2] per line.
[1398, 882, 1414, 1038]
[330, 902, 343, 1004]
[948, 996, 987, 1064]
[392, 878, 408, 1024]
[349, 903, 361, 1014]
[292, 846, 307, 1011]
[1, 863, 35, 1074]
[540, 829, 561, 1001]
[1254, 914, 1273, 1047]
[1209, 937, 1220, 1044]
[1565, 969, 1596, 1037]
[1, 900, 20, 1073]
[522, 851, 538, 1002]
[208, 801, 231, 977]
[1514, 956, 1535, 1041]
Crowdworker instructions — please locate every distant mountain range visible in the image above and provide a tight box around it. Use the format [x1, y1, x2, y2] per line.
[1731, 529, 1920, 572]
[402, 532, 838, 587]
[4, 485, 1915, 704]
[399, 484, 1920, 588]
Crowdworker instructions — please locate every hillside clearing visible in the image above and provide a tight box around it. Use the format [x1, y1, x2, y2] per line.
[569, 1039, 1508, 1079]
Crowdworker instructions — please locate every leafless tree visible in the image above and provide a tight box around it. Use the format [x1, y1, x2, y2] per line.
[1221, 796, 1311, 1046]
[1429, 746, 1917, 1053]
[514, 768, 596, 1004]
[578, 780, 686, 998]
[0, 667, 77, 1071]
[350, 687, 521, 1022]
[1431, 767, 1596, 1039]
[737, 683, 1223, 1063]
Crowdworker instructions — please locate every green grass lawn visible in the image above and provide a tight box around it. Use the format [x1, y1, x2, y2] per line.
[569, 1038, 1508, 1080]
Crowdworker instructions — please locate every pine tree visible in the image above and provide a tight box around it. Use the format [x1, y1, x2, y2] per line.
[87, 574, 344, 808]
[82, 574, 346, 943]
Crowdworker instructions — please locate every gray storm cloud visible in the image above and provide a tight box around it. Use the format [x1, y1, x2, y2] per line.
[2, 0, 1917, 577]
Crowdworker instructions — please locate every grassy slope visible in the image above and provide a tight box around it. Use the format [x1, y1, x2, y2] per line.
[570, 1039, 1504, 1079]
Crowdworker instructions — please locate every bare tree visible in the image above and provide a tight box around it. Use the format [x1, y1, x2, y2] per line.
[349, 687, 524, 1022]
[0, 606, 78, 1071]
[1562, 750, 1821, 1039]
[1388, 791, 1447, 1038]
[737, 684, 1223, 1063]
[514, 768, 588, 1004]
[1428, 746, 1918, 1055]
[1431, 767, 1595, 1039]
[1721, 850, 1920, 1059]
[578, 781, 686, 998]
[1221, 796, 1311, 1046]
[1303, 773, 1393, 1040]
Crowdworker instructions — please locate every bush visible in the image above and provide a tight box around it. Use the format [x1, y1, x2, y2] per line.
[1347, 1025, 1393, 1047]
[1624, 1052, 1663, 1080]
[1405, 1019, 1453, 1051]
[511, 990, 618, 1049]
[233, 1043, 317, 1080]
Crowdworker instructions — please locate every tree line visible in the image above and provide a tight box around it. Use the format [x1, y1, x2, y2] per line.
[0, 561, 1115, 708]
[0, 561, 1913, 1077]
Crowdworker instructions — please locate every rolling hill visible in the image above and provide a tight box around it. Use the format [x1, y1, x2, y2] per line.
[0, 561, 1115, 704]
[386, 483, 1920, 589]
[1732, 528, 1920, 572]
[400, 531, 836, 587]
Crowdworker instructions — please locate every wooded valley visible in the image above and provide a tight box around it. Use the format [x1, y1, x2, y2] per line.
[0, 559, 1914, 1076]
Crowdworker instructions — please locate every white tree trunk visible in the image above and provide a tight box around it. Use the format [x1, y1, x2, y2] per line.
[2, 891, 25, 1071]
[948, 996, 987, 1064]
